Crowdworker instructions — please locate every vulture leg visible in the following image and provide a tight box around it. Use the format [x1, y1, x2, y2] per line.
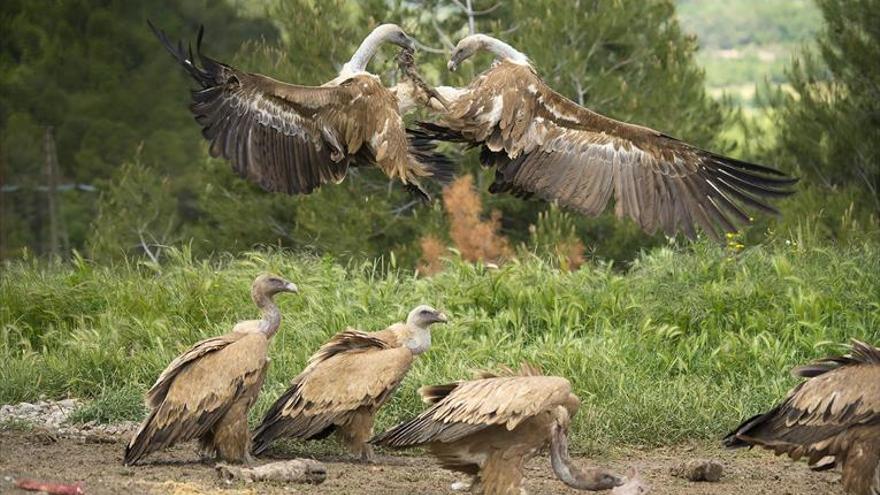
[339, 407, 377, 462]
[842, 437, 880, 495]
[208, 397, 255, 464]
[479, 451, 526, 495]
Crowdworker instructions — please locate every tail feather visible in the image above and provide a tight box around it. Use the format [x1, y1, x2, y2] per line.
[406, 128, 455, 185]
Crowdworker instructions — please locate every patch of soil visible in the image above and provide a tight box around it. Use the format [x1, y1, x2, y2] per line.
[0, 430, 840, 494]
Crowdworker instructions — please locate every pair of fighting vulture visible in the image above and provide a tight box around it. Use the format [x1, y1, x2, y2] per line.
[124, 273, 626, 494]
[126, 21, 878, 495]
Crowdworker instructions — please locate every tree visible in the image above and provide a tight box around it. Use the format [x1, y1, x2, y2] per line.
[0, 0, 277, 258]
[766, 0, 880, 211]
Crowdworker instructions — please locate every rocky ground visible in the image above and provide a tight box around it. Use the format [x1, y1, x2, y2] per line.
[0, 400, 843, 495]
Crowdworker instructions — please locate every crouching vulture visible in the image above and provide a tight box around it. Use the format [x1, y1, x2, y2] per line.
[412, 34, 798, 240]
[724, 340, 880, 495]
[371, 364, 625, 494]
[124, 274, 298, 465]
[149, 22, 451, 200]
[252, 305, 448, 461]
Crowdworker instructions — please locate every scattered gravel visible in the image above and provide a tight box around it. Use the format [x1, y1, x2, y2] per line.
[0, 399, 138, 442]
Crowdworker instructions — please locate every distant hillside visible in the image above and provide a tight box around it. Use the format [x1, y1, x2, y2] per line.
[676, 0, 821, 104]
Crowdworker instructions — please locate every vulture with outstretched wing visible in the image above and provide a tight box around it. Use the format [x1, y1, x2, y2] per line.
[724, 340, 880, 495]
[412, 34, 798, 240]
[124, 274, 298, 465]
[149, 22, 451, 200]
[252, 305, 447, 461]
[372, 364, 625, 494]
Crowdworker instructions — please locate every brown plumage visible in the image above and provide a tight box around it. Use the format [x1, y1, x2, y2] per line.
[252, 305, 448, 461]
[724, 340, 880, 495]
[149, 23, 451, 201]
[123, 274, 298, 466]
[372, 364, 624, 494]
[414, 34, 798, 240]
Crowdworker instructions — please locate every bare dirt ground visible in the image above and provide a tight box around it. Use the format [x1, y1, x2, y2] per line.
[0, 430, 840, 494]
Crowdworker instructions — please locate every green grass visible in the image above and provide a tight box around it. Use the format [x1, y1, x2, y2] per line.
[2, 241, 879, 452]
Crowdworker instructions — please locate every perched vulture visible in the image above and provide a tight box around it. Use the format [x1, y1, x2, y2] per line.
[371, 364, 625, 494]
[149, 22, 451, 200]
[252, 305, 448, 461]
[412, 34, 798, 240]
[124, 274, 298, 465]
[724, 340, 880, 495]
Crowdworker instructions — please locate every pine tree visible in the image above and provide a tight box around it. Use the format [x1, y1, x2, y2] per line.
[768, 0, 880, 211]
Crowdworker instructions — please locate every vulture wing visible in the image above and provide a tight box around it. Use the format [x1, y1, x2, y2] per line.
[420, 61, 797, 240]
[252, 330, 413, 454]
[372, 374, 572, 447]
[724, 341, 880, 466]
[125, 332, 268, 465]
[150, 23, 448, 196]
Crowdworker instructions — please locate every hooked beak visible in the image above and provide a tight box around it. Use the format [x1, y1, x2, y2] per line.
[284, 282, 299, 294]
[433, 311, 449, 324]
[447, 59, 458, 72]
[401, 34, 417, 52]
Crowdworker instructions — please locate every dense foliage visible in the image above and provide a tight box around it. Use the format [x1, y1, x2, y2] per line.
[762, 0, 880, 213]
[1, 0, 726, 265]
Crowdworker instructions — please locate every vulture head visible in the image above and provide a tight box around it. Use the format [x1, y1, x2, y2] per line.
[370, 23, 416, 51]
[447, 34, 528, 71]
[407, 305, 448, 329]
[251, 273, 298, 302]
[549, 406, 625, 491]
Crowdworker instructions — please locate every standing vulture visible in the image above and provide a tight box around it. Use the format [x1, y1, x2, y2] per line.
[371, 364, 625, 494]
[124, 274, 298, 465]
[724, 340, 880, 495]
[149, 22, 451, 200]
[252, 305, 448, 461]
[412, 34, 798, 240]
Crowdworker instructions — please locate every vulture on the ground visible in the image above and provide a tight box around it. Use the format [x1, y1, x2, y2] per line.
[252, 305, 448, 461]
[412, 34, 798, 240]
[149, 22, 451, 200]
[724, 340, 880, 495]
[371, 364, 625, 494]
[124, 274, 298, 465]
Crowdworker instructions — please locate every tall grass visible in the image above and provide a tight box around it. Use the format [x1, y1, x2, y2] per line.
[1, 241, 878, 451]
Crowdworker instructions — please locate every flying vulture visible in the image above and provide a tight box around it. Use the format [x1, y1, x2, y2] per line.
[412, 34, 798, 240]
[149, 22, 451, 200]
[371, 364, 625, 494]
[124, 274, 298, 465]
[252, 305, 448, 461]
[724, 340, 880, 495]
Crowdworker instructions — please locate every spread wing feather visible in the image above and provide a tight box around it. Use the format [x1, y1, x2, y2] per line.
[724, 341, 880, 466]
[418, 61, 798, 240]
[372, 373, 572, 448]
[124, 333, 268, 465]
[150, 23, 450, 197]
[252, 330, 413, 454]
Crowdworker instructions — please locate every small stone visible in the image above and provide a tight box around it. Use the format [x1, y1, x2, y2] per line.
[671, 459, 723, 482]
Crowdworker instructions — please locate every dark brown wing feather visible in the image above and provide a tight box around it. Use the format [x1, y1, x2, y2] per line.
[419, 61, 798, 240]
[723, 341, 880, 468]
[150, 23, 452, 198]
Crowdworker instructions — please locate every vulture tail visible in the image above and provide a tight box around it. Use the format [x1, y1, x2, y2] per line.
[147, 21, 226, 89]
